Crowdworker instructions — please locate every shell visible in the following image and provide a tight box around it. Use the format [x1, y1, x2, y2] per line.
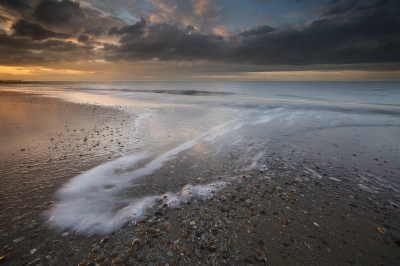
[132, 238, 141, 250]
[377, 227, 387, 235]
[254, 250, 265, 261]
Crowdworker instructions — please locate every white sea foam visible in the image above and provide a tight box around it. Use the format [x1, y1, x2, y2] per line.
[304, 167, 323, 179]
[44, 120, 242, 235]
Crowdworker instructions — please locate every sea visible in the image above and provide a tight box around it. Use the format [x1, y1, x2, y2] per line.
[2, 81, 400, 234]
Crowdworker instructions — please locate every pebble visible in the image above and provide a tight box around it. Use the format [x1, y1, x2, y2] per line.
[13, 237, 24, 244]
[111, 258, 121, 264]
[167, 252, 174, 257]
[27, 258, 41, 265]
[109, 251, 119, 259]
[0, 256, 7, 263]
[100, 236, 109, 244]
[221, 250, 230, 258]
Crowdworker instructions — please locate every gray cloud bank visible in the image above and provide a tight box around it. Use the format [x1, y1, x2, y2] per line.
[0, 0, 399, 69]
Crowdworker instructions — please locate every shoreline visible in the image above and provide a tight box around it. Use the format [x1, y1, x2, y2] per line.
[0, 90, 399, 265]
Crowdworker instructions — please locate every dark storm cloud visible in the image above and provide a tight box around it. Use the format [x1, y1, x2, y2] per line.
[0, 33, 81, 52]
[109, 18, 146, 37]
[77, 34, 89, 43]
[104, 0, 400, 66]
[104, 22, 227, 61]
[0, 32, 94, 64]
[22, 0, 125, 37]
[0, 0, 31, 10]
[238, 25, 276, 37]
[232, 0, 400, 65]
[34, 0, 83, 25]
[12, 19, 71, 40]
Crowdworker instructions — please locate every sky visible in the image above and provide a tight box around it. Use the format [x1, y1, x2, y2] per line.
[0, 0, 399, 81]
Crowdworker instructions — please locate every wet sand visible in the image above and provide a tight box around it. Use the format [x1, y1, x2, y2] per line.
[1, 91, 400, 265]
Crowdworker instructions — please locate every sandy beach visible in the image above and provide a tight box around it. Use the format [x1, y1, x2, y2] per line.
[0, 90, 399, 266]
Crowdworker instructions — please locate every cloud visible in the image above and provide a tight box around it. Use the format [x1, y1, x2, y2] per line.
[0, 0, 31, 10]
[77, 34, 89, 43]
[192, 0, 212, 16]
[0, 33, 95, 64]
[238, 25, 276, 37]
[34, 0, 83, 25]
[104, 22, 227, 61]
[109, 18, 146, 37]
[212, 25, 231, 37]
[12, 19, 71, 40]
[103, 0, 400, 67]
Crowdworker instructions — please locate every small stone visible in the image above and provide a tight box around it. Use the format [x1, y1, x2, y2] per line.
[173, 245, 181, 251]
[109, 252, 119, 259]
[211, 228, 218, 235]
[0, 255, 8, 263]
[100, 236, 109, 244]
[13, 237, 24, 244]
[27, 257, 41, 265]
[164, 222, 170, 228]
[61, 232, 69, 237]
[167, 252, 174, 257]
[3, 246, 12, 253]
[283, 220, 290, 226]
[221, 251, 230, 258]
[111, 258, 121, 264]
[154, 211, 163, 216]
